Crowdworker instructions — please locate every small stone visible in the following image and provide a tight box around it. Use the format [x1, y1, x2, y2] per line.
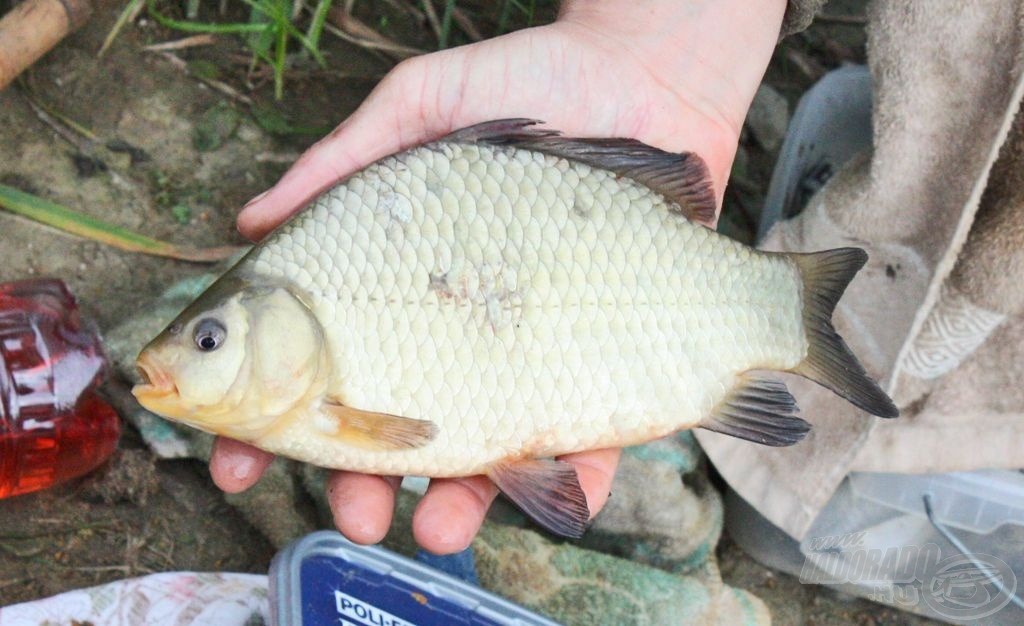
[746, 84, 791, 152]
[236, 122, 261, 143]
[193, 102, 241, 152]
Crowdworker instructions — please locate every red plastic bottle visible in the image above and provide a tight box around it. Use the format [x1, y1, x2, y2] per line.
[0, 278, 120, 498]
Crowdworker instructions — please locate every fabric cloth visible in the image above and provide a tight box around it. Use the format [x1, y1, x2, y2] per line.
[0, 573, 269, 626]
[699, 0, 1024, 539]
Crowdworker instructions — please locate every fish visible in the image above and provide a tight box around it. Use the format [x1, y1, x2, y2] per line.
[132, 119, 898, 539]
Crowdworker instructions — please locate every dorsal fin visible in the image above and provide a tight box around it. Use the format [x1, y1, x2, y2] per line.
[442, 119, 717, 225]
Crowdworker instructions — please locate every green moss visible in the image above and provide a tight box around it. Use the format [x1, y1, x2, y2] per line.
[624, 432, 700, 474]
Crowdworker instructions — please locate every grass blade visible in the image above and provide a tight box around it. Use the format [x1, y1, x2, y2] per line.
[99, 0, 146, 58]
[438, 0, 454, 49]
[497, 0, 513, 34]
[239, 0, 326, 64]
[274, 13, 288, 99]
[0, 185, 242, 263]
[146, 0, 267, 34]
[305, 0, 333, 53]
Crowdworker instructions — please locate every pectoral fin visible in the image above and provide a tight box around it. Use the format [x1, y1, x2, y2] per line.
[487, 458, 590, 539]
[323, 400, 438, 450]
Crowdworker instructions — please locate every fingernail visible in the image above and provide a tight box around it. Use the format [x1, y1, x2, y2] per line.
[242, 189, 270, 210]
[230, 454, 255, 482]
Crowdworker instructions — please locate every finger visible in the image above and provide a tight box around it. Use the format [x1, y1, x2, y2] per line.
[412, 475, 498, 555]
[557, 447, 621, 518]
[237, 59, 455, 241]
[209, 436, 275, 493]
[327, 472, 402, 545]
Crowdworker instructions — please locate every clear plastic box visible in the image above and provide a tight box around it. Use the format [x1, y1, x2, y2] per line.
[849, 470, 1024, 535]
[726, 469, 1024, 625]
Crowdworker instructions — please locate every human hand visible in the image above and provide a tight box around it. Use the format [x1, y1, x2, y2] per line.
[211, 0, 785, 554]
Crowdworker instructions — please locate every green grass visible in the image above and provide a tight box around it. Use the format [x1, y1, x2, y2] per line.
[145, 0, 326, 99]
[497, 0, 543, 34]
[131, 0, 554, 99]
[0, 184, 242, 263]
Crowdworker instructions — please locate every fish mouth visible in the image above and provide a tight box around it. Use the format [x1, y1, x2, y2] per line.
[132, 352, 177, 400]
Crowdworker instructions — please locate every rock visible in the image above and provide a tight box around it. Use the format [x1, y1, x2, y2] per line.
[581, 433, 722, 573]
[193, 102, 241, 152]
[746, 84, 791, 152]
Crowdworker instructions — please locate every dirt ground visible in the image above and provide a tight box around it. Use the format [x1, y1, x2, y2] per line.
[0, 0, 944, 623]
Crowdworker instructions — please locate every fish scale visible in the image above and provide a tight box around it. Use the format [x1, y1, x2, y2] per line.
[245, 141, 805, 476]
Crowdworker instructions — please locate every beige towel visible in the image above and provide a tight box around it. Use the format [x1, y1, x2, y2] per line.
[698, 0, 1024, 539]
[856, 103, 1024, 472]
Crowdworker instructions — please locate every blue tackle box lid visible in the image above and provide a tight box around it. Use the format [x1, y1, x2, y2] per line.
[268, 530, 561, 626]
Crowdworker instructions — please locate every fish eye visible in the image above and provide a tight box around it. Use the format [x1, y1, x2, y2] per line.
[193, 318, 226, 352]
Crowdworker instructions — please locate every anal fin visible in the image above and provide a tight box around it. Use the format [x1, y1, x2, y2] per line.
[699, 375, 810, 446]
[323, 400, 438, 451]
[487, 458, 590, 539]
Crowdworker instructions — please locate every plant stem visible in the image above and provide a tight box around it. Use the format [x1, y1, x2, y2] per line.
[0, 184, 242, 263]
[438, 0, 454, 49]
[305, 0, 332, 53]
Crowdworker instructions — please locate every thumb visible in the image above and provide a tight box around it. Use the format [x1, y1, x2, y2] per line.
[237, 58, 451, 242]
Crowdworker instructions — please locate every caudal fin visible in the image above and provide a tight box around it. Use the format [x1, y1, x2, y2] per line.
[790, 248, 899, 418]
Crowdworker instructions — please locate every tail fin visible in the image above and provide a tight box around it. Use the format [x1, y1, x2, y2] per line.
[790, 248, 899, 418]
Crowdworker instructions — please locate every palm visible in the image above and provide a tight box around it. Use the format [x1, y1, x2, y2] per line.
[387, 24, 736, 157]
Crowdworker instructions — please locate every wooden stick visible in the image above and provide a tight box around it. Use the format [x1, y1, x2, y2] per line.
[326, 7, 426, 59]
[784, 46, 826, 81]
[0, 0, 94, 90]
[452, 6, 482, 42]
[152, 51, 254, 105]
[142, 34, 217, 52]
[421, 0, 442, 42]
[816, 13, 867, 26]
